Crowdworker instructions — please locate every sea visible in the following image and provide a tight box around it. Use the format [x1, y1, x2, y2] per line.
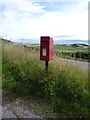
[15, 39, 88, 45]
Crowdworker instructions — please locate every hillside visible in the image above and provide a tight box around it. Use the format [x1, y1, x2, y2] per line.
[0, 38, 12, 44]
[1, 38, 89, 62]
[2, 39, 90, 118]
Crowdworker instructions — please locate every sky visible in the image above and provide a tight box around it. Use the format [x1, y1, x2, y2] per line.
[0, 0, 89, 43]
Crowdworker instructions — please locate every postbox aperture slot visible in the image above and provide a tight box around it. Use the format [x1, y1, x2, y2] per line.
[42, 46, 48, 47]
[41, 41, 49, 43]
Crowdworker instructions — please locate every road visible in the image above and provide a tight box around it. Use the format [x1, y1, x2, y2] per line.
[2, 105, 43, 118]
[2, 106, 17, 118]
[59, 58, 89, 71]
[1, 96, 43, 119]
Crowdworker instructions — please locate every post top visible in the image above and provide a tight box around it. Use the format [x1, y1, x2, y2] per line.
[40, 36, 50, 38]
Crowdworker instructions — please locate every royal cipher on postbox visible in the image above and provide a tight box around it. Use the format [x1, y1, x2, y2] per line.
[40, 36, 54, 61]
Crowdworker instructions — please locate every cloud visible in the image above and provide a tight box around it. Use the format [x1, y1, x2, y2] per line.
[1, 0, 45, 12]
[0, 0, 88, 42]
[28, 0, 89, 2]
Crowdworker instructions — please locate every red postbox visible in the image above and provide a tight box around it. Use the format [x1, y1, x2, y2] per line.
[40, 36, 54, 61]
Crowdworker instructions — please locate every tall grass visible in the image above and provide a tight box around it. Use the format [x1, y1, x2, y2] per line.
[2, 44, 90, 118]
[0, 39, 2, 105]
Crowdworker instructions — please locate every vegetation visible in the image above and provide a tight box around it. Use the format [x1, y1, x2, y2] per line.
[24, 43, 89, 62]
[0, 39, 2, 99]
[54, 44, 89, 61]
[1, 38, 12, 43]
[2, 42, 90, 118]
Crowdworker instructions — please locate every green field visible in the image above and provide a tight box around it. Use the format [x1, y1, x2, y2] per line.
[54, 45, 88, 52]
[33, 43, 88, 51]
[32, 44, 89, 61]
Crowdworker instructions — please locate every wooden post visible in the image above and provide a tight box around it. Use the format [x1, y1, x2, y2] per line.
[45, 61, 49, 74]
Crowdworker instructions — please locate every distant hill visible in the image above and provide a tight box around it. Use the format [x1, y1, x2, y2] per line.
[0, 38, 12, 43]
[15, 39, 88, 45]
[57, 43, 88, 47]
[0, 38, 89, 49]
[71, 43, 88, 47]
[0, 38, 13, 44]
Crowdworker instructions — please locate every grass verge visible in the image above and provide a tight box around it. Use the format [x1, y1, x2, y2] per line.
[2, 44, 90, 118]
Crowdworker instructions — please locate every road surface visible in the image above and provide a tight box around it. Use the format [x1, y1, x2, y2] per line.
[59, 58, 89, 71]
[2, 105, 43, 118]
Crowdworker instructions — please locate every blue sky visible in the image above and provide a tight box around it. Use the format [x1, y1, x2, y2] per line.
[0, 0, 89, 43]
